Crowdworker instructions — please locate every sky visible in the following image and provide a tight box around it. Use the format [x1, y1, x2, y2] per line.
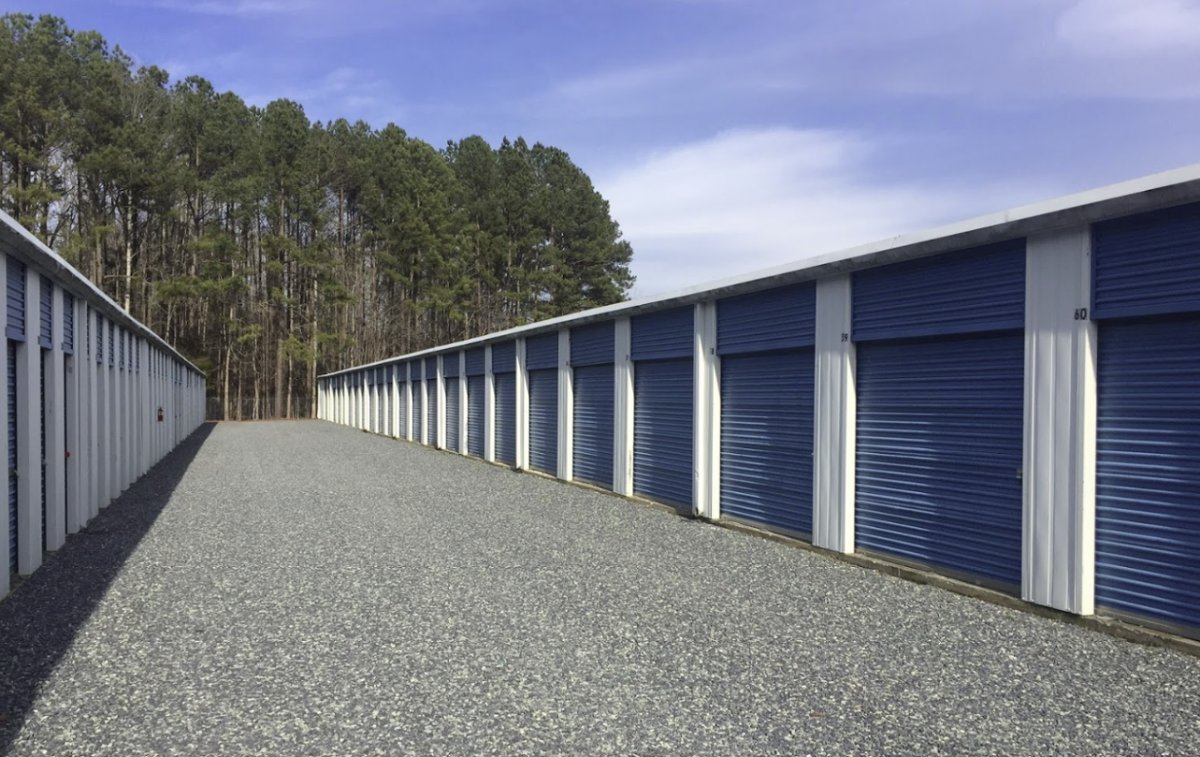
[17, 0, 1200, 297]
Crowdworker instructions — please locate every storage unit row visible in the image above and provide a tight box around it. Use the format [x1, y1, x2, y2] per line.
[0, 212, 207, 598]
[320, 174, 1200, 641]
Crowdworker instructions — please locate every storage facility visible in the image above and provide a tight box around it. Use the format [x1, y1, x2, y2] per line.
[319, 164, 1200, 641]
[0, 210, 207, 598]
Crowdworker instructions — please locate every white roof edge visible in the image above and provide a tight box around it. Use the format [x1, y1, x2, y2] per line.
[321, 161, 1200, 379]
[0, 209, 204, 376]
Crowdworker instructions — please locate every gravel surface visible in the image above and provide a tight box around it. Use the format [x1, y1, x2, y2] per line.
[0, 420, 1197, 756]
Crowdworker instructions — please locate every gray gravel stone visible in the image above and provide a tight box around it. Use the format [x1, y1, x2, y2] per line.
[0, 420, 1197, 756]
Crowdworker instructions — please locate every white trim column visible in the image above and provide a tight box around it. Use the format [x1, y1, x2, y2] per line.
[436, 357, 447, 449]
[17, 266, 41, 573]
[1022, 227, 1097, 616]
[693, 301, 721, 520]
[484, 346, 495, 462]
[557, 329, 573, 481]
[45, 285, 66, 551]
[613, 317, 634, 497]
[515, 338, 529, 470]
[65, 299, 82, 534]
[392, 366, 402, 439]
[418, 368, 429, 445]
[107, 323, 118, 503]
[813, 274, 856, 554]
[87, 310, 99, 520]
[458, 352, 469, 454]
[404, 364, 413, 440]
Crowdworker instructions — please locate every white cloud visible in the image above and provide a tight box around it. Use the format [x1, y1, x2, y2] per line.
[596, 128, 1044, 299]
[1056, 0, 1200, 55]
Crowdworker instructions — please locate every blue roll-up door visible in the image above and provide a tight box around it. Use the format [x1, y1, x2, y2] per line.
[718, 283, 816, 535]
[495, 372, 516, 465]
[467, 375, 485, 457]
[528, 369, 557, 474]
[632, 307, 693, 509]
[571, 323, 614, 488]
[1095, 317, 1200, 633]
[445, 376, 460, 452]
[856, 332, 1023, 586]
[1092, 204, 1200, 635]
[526, 334, 558, 475]
[853, 241, 1025, 588]
[7, 257, 25, 341]
[720, 351, 814, 534]
[8, 341, 16, 574]
[633, 359, 693, 508]
[572, 365, 613, 488]
[426, 378, 438, 446]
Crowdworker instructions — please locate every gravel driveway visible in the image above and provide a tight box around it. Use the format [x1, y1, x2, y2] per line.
[0, 420, 1196, 756]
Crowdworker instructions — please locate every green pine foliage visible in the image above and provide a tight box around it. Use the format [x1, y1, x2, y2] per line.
[0, 13, 635, 419]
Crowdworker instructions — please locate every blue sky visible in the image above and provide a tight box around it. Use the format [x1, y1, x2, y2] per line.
[20, 0, 1200, 296]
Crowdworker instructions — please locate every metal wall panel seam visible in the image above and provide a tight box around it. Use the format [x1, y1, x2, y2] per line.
[557, 328, 573, 481]
[1022, 228, 1096, 615]
[613, 318, 634, 496]
[813, 275, 856, 554]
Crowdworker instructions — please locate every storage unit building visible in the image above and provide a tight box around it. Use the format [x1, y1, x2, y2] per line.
[717, 282, 816, 536]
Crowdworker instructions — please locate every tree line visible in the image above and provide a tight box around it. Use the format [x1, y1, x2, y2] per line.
[0, 13, 635, 419]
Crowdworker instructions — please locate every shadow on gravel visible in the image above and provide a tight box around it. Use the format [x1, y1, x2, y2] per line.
[0, 422, 215, 753]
